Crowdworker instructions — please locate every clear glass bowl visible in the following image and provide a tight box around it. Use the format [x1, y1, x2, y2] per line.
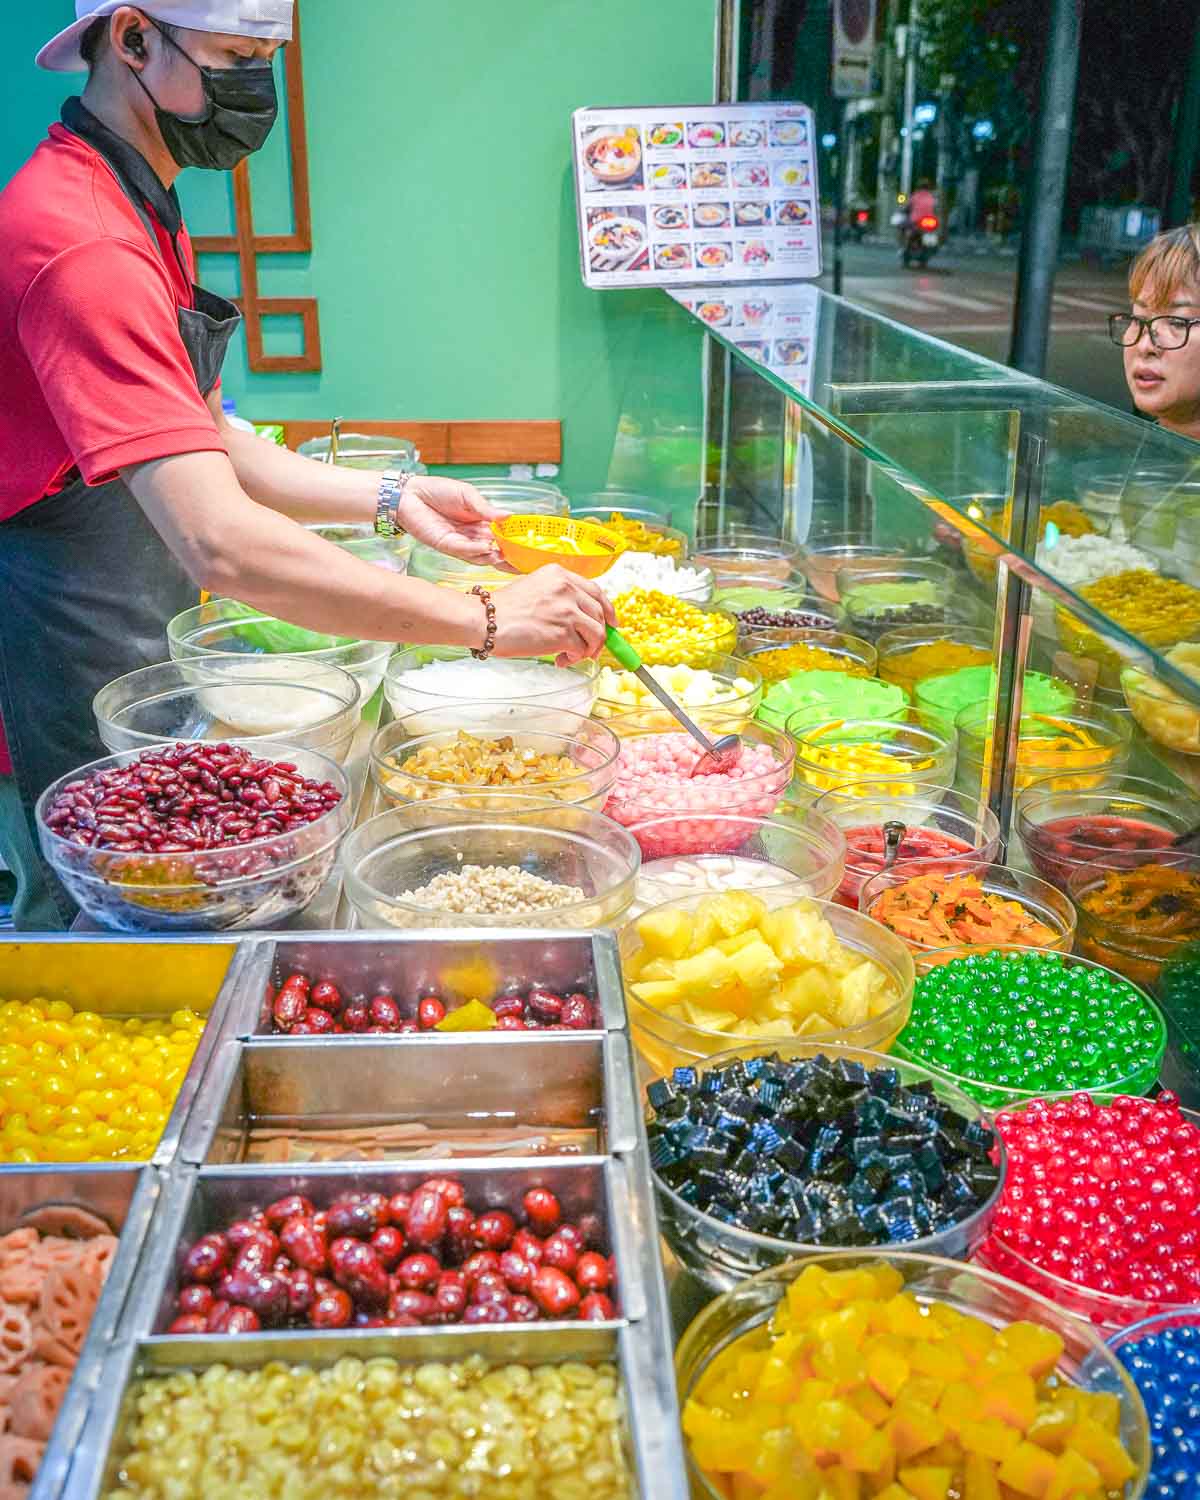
[471, 476, 568, 515]
[167, 599, 392, 702]
[606, 599, 739, 667]
[297, 433, 424, 472]
[875, 623, 993, 699]
[860, 861, 1076, 953]
[721, 576, 839, 647]
[620, 887, 915, 1076]
[383, 646, 599, 729]
[628, 809, 846, 908]
[1122, 646, 1200, 753]
[1068, 856, 1200, 991]
[836, 559, 957, 642]
[36, 743, 350, 932]
[743, 630, 878, 686]
[602, 720, 796, 849]
[592, 654, 763, 734]
[93, 658, 362, 763]
[370, 706, 621, 810]
[595, 553, 713, 602]
[896, 946, 1167, 1107]
[788, 709, 957, 799]
[693, 531, 803, 581]
[406, 544, 514, 593]
[651, 1042, 1007, 1291]
[341, 802, 640, 930]
[571, 505, 688, 559]
[1016, 776, 1200, 892]
[305, 522, 412, 574]
[811, 784, 1001, 908]
[759, 669, 908, 734]
[675, 1249, 1151, 1500]
[799, 533, 914, 602]
[955, 699, 1132, 797]
[978, 1103, 1199, 1333]
[914, 666, 1078, 733]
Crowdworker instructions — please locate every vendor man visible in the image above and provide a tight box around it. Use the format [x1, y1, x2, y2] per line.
[0, 1, 613, 929]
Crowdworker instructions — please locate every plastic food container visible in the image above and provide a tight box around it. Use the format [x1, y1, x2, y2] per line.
[36, 743, 351, 932]
[799, 534, 912, 602]
[788, 709, 957, 798]
[875, 624, 993, 699]
[811, 784, 1001, 907]
[1016, 776, 1200, 891]
[836, 559, 957, 641]
[342, 803, 640, 930]
[93, 658, 362, 763]
[167, 599, 392, 703]
[592, 655, 763, 734]
[860, 861, 1077, 953]
[1069, 857, 1200, 991]
[383, 646, 599, 730]
[297, 433, 424, 472]
[1121, 643, 1200, 753]
[629, 809, 846, 908]
[693, 531, 802, 581]
[674, 1249, 1151, 1500]
[369, 706, 621, 810]
[897, 946, 1167, 1108]
[620, 888, 915, 1075]
[305, 521, 412, 573]
[955, 699, 1132, 797]
[602, 720, 795, 849]
[743, 630, 878, 685]
[652, 1042, 1006, 1291]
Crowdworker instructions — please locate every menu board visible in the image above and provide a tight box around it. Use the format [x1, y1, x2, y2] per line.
[572, 103, 821, 290]
[667, 284, 819, 398]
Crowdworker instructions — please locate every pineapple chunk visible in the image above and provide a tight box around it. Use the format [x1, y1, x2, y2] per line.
[837, 960, 888, 1026]
[680, 1001, 741, 1032]
[716, 930, 765, 958]
[730, 938, 785, 996]
[795, 1010, 839, 1037]
[630, 978, 684, 1007]
[673, 947, 736, 999]
[636, 905, 693, 959]
[761, 901, 843, 966]
[697, 890, 767, 939]
[778, 968, 836, 1020]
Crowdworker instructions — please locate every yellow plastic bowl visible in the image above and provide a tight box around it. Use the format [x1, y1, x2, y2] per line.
[491, 513, 626, 579]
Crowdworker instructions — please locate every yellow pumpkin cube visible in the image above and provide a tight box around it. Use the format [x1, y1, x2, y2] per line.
[963, 1453, 1003, 1500]
[958, 1317, 999, 1365]
[886, 1401, 944, 1463]
[995, 1322, 1064, 1379]
[885, 1295, 936, 1340]
[867, 1344, 911, 1402]
[1044, 1448, 1102, 1500]
[847, 1383, 892, 1428]
[960, 1418, 1022, 1462]
[981, 1373, 1037, 1432]
[937, 1381, 977, 1434]
[998, 1440, 1059, 1497]
[1067, 1418, 1136, 1488]
[897, 1467, 953, 1500]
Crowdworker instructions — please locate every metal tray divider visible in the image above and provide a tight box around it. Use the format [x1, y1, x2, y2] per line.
[112, 1165, 201, 1343]
[57, 1336, 142, 1500]
[603, 1155, 647, 1323]
[602, 1027, 642, 1156]
[176, 1033, 247, 1166]
[618, 1320, 691, 1500]
[220, 936, 278, 1038]
[593, 928, 629, 1030]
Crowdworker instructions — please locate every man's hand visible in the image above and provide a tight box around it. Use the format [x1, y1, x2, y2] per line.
[397, 477, 504, 565]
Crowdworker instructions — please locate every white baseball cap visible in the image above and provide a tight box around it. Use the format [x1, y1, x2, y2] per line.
[37, 0, 294, 72]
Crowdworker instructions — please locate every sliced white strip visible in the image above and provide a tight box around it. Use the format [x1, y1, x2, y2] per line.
[913, 287, 1001, 312]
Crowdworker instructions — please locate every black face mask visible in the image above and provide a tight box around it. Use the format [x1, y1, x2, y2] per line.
[131, 20, 279, 172]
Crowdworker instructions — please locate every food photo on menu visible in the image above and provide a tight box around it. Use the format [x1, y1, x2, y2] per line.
[646, 120, 684, 148]
[774, 160, 811, 189]
[739, 239, 773, 267]
[729, 119, 766, 148]
[741, 297, 772, 324]
[731, 159, 770, 190]
[582, 123, 644, 189]
[736, 339, 768, 363]
[776, 198, 812, 225]
[651, 203, 690, 230]
[653, 242, 693, 270]
[648, 161, 687, 191]
[773, 338, 811, 366]
[690, 160, 727, 189]
[586, 206, 649, 272]
[734, 200, 770, 226]
[696, 243, 733, 269]
[693, 201, 730, 229]
[687, 121, 725, 148]
[696, 299, 732, 326]
[770, 116, 808, 146]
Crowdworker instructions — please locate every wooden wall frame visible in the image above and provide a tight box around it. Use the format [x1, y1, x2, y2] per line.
[275, 421, 564, 466]
[193, 1, 321, 373]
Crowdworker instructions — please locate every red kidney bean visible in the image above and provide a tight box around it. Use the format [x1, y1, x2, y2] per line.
[560, 993, 595, 1029]
[473, 1210, 516, 1252]
[498, 1251, 533, 1294]
[309, 979, 342, 1013]
[542, 1231, 580, 1275]
[394, 1253, 440, 1291]
[510, 1229, 545, 1266]
[405, 1187, 449, 1247]
[265, 1194, 315, 1230]
[521, 1188, 561, 1235]
[340, 1001, 370, 1033]
[286, 1268, 316, 1317]
[279, 1216, 328, 1274]
[167, 1313, 209, 1335]
[417, 996, 446, 1029]
[181, 1234, 230, 1285]
[308, 1287, 353, 1329]
[370, 1226, 406, 1270]
[460, 1251, 501, 1287]
[574, 1252, 612, 1293]
[530, 1265, 581, 1319]
[176, 1284, 214, 1318]
[578, 1292, 616, 1322]
[370, 994, 401, 1029]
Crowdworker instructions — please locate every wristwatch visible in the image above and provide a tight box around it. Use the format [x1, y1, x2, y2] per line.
[374, 470, 411, 537]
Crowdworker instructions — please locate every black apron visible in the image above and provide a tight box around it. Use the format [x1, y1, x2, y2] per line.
[0, 101, 242, 922]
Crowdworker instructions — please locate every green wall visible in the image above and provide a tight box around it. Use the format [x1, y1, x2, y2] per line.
[1, 1, 714, 496]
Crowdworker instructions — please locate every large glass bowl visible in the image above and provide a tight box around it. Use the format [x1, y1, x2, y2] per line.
[712, 571, 831, 617]
[592, 654, 763, 734]
[835, 559, 958, 641]
[1069, 856, 1200, 991]
[297, 432, 423, 472]
[595, 553, 713, 602]
[1106, 1304, 1200, 1493]
[471, 476, 568, 515]
[875, 623, 993, 699]
[571, 505, 688, 559]
[606, 598, 738, 667]
[799, 533, 912, 602]
[602, 720, 795, 850]
[620, 887, 915, 1075]
[914, 666, 1078, 733]
[651, 1042, 1006, 1291]
[406, 544, 513, 593]
[896, 946, 1167, 1108]
[167, 599, 392, 702]
[1121, 646, 1200, 753]
[342, 802, 640, 930]
[788, 708, 957, 798]
[675, 1249, 1151, 1500]
[36, 742, 350, 932]
[1016, 776, 1200, 892]
[305, 522, 411, 574]
[978, 1102, 1200, 1333]
[812, 784, 1001, 907]
[955, 699, 1132, 796]
[384, 646, 599, 730]
[744, 630, 878, 686]
[93, 658, 362, 763]
[861, 861, 1076, 954]
[693, 531, 802, 581]
[628, 808, 846, 909]
[369, 706, 621, 810]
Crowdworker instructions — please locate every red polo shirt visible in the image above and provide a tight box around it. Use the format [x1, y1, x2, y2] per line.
[0, 117, 227, 774]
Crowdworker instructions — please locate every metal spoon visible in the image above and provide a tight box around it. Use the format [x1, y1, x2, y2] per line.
[881, 820, 907, 870]
[604, 627, 741, 775]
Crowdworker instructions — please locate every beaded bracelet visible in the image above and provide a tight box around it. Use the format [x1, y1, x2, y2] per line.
[470, 585, 498, 660]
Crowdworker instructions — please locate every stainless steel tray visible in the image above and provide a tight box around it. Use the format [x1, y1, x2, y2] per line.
[179, 1027, 642, 1165]
[224, 930, 628, 1035]
[64, 1317, 687, 1500]
[1, 1165, 159, 1500]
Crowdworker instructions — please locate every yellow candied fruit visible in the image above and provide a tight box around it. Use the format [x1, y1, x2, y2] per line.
[880, 640, 991, 697]
[681, 1261, 1133, 1500]
[589, 511, 681, 557]
[794, 740, 937, 797]
[754, 643, 873, 684]
[382, 729, 583, 803]
[611, 589, 737, 666]
[0, 996, 206, 1163]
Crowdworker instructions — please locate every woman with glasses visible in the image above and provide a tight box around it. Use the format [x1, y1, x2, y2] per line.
[1110, 224, 1200, 441]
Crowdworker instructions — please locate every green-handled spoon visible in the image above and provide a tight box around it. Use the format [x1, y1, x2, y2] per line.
[605, 627, 741, 776]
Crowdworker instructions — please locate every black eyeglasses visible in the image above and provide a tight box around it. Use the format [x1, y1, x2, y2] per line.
[1108, 313, 1200, 349]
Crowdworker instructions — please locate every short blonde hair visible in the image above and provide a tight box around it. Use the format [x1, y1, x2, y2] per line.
[1129, 224, 1200, 308]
